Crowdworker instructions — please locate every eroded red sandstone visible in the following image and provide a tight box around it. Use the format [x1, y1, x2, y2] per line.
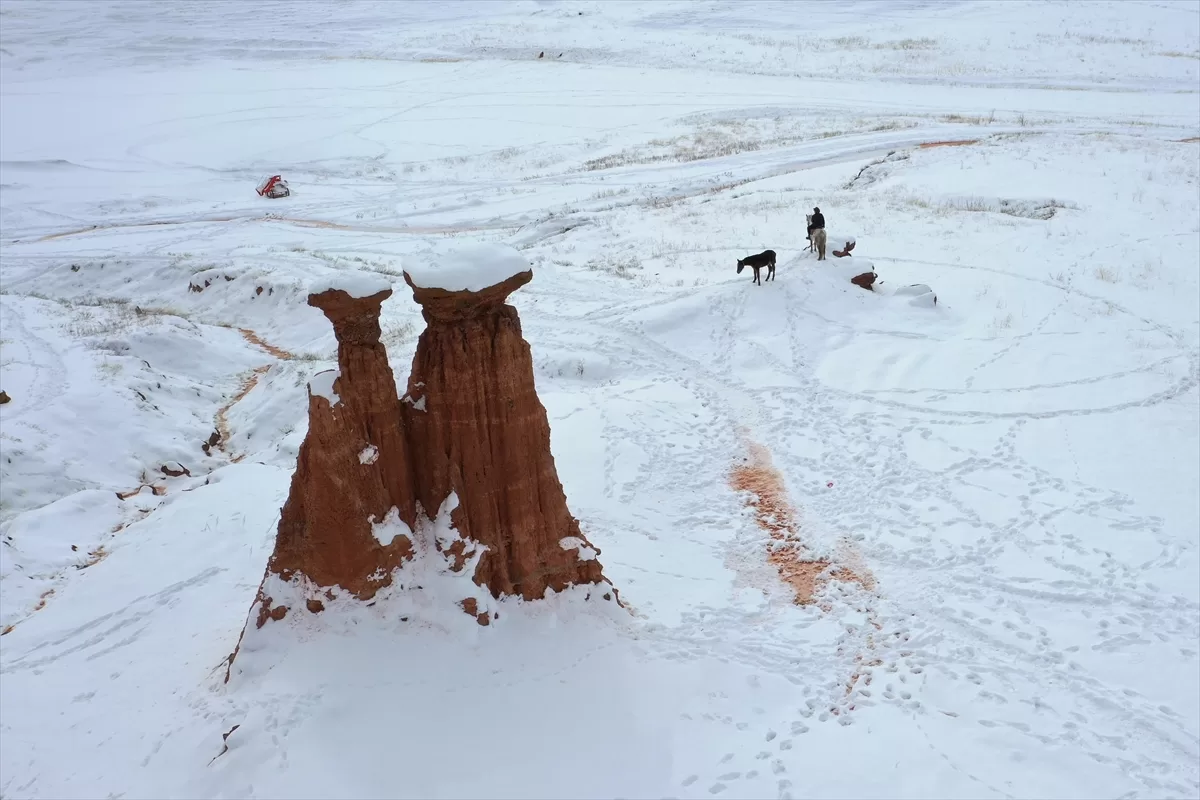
[230, 262, 614, 670]
[402, 270, 611, 602]
[251, 288, 417, 627]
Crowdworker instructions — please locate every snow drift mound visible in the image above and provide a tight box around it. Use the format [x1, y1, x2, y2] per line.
[823, 255, 938, 307]
[227, 246, 617, 679]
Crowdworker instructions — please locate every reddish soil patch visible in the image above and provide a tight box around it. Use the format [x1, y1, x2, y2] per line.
[237, 328, 294, 361]
[729, 435, 886, 710]
[35, 217, 240, 243]
[1, 589, 55, 636]
[116, 483, 166, 500]
[215, 365, 269, 463]
[212, 328, 295, 462]
[919, 139, 978, 148]
[77, 546, 108, 570]
[729, 440, 873, 605]
[33, 589, 54, 612]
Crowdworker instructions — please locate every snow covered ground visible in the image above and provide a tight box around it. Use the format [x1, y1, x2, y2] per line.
[1, 1, 1198, 798]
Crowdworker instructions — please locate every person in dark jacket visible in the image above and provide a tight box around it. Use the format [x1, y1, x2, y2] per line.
[809, 207, 825, 232]
[807, 206, 828, 260]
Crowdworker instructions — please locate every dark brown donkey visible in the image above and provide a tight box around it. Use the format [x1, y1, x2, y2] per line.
[736, 250, 776, 286]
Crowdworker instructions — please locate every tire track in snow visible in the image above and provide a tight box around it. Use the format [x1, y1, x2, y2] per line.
[28, 214, 516, 245]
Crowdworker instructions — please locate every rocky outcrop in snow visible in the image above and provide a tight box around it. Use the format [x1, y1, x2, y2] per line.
[253, 287, 417, 627]
[230, 254, 616, 673]
[851, 271, 877, 291]
[402, 268, 612, 602]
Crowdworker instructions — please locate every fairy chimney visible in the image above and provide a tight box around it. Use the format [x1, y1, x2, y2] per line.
[250, 279, 418, 627]
[401, 248, 613, 603]
[227, 249, 617, 679]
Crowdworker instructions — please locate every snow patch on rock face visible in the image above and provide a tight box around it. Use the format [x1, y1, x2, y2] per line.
[358, 444, 379, 465]
[425, 492, 485, 564]
[369, 506, 412, 546]
[234, 492, 510, 662]
[308, 272, 392, 299]
[403, 394, 427, 412]
[308, 369, 340, 407]
[402, 243, 531, 292]
[559, 536, 598, 561]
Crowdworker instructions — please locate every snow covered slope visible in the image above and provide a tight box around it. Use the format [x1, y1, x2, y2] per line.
[1, 2, 1198, 798]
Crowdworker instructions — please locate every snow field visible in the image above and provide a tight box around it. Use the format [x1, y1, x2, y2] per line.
[1, 2, 1198, 798]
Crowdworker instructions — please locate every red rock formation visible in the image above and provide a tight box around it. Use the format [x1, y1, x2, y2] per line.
[851, 271, 877, 291]
[833, 240, 856, 258]
[252, 287, 418, 627]
[228, 260, 616, 673]
[401, 269, 613, 603]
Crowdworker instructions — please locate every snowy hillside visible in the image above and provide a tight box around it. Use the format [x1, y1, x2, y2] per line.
[1, 1, 1198, 798]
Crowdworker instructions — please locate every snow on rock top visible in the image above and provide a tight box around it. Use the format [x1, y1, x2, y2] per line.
[308, 272, 392, 299]
[402, 243, 531, 293]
